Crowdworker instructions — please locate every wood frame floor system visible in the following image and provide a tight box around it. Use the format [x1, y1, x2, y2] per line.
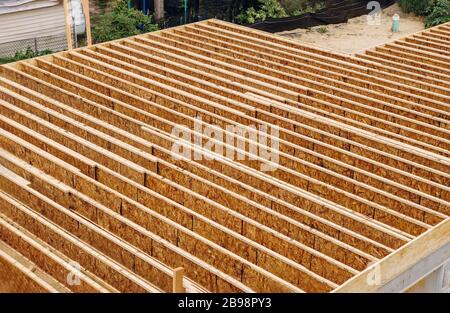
[0, 19, 448, 293]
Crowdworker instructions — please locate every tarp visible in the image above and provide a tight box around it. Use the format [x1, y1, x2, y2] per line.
[248, 0, 396, 33]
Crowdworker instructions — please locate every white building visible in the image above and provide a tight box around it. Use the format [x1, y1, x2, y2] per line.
[0, 0, 85, 57]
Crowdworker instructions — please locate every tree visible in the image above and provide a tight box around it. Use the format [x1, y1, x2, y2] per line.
[237, 0, 287, 24]
[398, 0, 433, 16]
[92, 0, 159, 43]
[425, 0, 450, 27]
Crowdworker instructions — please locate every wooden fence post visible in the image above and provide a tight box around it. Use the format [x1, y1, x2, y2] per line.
[81, 0, 93, 46]
[63, 0, 73, 50]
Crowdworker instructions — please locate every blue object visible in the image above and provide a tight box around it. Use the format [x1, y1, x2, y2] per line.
[392, 15, 400, 33]
[184, 0, 187, 24]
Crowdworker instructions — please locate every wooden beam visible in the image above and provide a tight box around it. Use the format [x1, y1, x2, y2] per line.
[62, 0, 73, 50]
[172, 267, 185, 293]
[406, 260, 450, 293]
[81, 0, 92, 46]
[0, 240, 68, 292]
[0, 18, 449, 293]
[334, 218, 450, 293]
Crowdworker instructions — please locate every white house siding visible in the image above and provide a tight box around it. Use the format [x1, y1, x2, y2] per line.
[0, 2, 67, 57]
[0, 0, 60, 15]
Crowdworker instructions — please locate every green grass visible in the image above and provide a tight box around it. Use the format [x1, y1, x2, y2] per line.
[0, 47, 52, 65]
[316, 26, 328, 33]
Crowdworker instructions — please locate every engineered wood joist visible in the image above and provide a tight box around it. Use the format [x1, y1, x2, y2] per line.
[11, 59, 445, 190]
[0, 94, 370, 274]
[0, 84, 408, 260]
[0, 119, 333, 292]
[0, 73, 422, 246]
[0, 165, 201, 293]
[15, 58, 448, 223]
[0, 19, 449, 293]
[0, 70, 442, 233]
[0, 208, 111, 293]
[0, 177, 162, 293]
[76, 44, 449, 156]
[179, 24, 450, 111]
[0, 239, 70, 293]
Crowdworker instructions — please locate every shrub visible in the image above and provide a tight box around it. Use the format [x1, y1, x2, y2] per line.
[237, 0, 287, 24]
[283, 0, 326, 16]
[92, 0, 159, 43]
[282, 0, 308, 15]
[0, 47, 52, 65]
[425, 0, 450, 27]
[398, 0, 433, 16]
[316, 26, 328, 33]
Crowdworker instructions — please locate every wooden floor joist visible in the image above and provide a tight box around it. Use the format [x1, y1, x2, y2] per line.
[0, 19, 449, 292]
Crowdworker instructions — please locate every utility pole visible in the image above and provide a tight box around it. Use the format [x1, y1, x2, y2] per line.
[154, 0, 164, 21]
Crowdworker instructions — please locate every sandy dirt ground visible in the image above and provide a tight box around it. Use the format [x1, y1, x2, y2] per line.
[277, 3, 425, 55]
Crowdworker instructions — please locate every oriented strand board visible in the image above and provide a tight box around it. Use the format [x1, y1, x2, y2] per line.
[0, 19, 449, 293]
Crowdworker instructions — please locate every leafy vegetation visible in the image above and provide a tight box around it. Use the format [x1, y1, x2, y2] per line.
[398, 0, 433, 16]
[316, 26, 328, 33]
[283, 0, 325, 16]
[425, 0, 450, 27]
[0, 47, 52, 65]
[236, 0, 325, 24]
[399, 0, 450, 28]
[237, 0, 287, 24]
[92, 0, 159, 43]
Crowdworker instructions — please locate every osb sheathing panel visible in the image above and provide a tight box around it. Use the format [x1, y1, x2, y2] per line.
[0, 151, 246, 293]
[0, 132, 302, 293]
[0, 20, 449, 292]
[0, 174, 171, 292]
[0, 70, 422, 246]
[21, 58, 449, 184]
[0, 243, 59, 292]
[2, 129, 330, 291]
[6, 60, 446, 191]
[0, 93, 398, 266]
[0, 212, 102, 293]
[0, 176, 161, 293]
